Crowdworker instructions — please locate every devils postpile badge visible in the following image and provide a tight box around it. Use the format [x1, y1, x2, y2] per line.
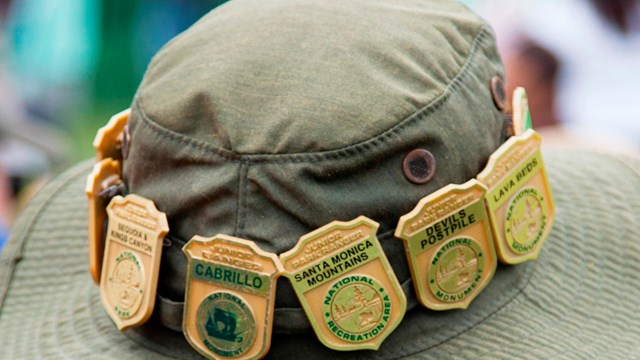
[183, 235, 283, 360]
[280, 216, 406, 351]
[477, 129, 555, 264]
[395, 179, 497, 310]
[100, 194, 168, 330]
[86, 158, 122, 284]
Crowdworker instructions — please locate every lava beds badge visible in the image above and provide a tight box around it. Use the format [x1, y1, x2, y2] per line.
[279, 216, 406, 351]
[477, 129, 555, 264]
[183, 235, 283, 360]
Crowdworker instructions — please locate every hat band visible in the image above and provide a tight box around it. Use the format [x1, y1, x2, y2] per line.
[85, 89, 556, 355]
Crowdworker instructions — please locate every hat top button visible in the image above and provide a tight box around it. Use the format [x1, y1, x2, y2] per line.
[403, 149, 436, 184]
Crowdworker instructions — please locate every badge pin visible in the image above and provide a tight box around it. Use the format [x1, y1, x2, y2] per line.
[183, 235, 283, 360]
[477, 129, 555, 264]
[512, 87, 532, 135]
[395, 179, 497, 310]
[94, 108, 130, 161]
[86, 158, 122, 284]
[100, 194, 168, 330]
[280, 216, 406, 351]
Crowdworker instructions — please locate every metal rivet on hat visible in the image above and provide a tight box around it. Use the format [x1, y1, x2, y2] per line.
[490, 76, 506, 111]
[402, 149, 436, 184]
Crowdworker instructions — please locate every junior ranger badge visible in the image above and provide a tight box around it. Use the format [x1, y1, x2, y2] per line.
[93, 108, 130, 161]
[183, 235, 283, 360]
[477, 129, 555, 264]
[511, 87, 532, 136]
[86, 158, 122, 284]
[280, 216, 406, 351]
[100, 194, 169, 330]
[395, 179, 497, 310]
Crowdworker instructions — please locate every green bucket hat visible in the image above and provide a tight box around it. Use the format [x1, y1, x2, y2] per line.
[3, 0, 640, 358]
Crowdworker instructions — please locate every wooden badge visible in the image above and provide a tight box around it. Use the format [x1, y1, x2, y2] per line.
[512, 87, 532, 136]
[183, 235, 283, 360]
[100, 194, 168, 330]
[477, 129, 555, 264]
[280, 216, 406, 351]
[93, 108, 130, 161]
[395, 179, 497, 310]
[86, 158, 122, 284]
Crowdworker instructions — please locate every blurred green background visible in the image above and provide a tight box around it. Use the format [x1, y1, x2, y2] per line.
[1, 0, 226, 168]
[0, 0, 227, 247]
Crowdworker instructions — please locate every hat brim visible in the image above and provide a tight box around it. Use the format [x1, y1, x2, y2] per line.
[2, 149, 640, 359]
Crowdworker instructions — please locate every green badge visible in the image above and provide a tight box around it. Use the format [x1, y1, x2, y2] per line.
[477, 129, 555, 264]
[183, 234, 283, 359]
[280, 216, 406, 351]
[395, 179, 497, 310]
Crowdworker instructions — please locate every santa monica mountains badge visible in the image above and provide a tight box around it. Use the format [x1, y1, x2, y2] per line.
[280, 216, 406, 351]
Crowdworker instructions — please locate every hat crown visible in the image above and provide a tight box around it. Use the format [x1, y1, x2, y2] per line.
[134, 0, 499, 154]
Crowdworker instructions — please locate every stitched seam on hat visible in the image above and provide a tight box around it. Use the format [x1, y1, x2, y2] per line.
[234, 161, 249, 237]
[133, 27, 492, 164]
[0, 163, 89, 312]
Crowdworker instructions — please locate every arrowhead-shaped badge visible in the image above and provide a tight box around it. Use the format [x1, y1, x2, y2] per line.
[395, 179, 497, 310]
[86, 158, 122, 284]
[93, 108, 130, 161]
[477, 129, 555, 264]
[100, 194, 168, 330]
[183, 235, 283, 360]
[280, 216, 406, 351]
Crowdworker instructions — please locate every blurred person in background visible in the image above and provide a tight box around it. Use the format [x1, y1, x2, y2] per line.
[466, 0, 640, 153]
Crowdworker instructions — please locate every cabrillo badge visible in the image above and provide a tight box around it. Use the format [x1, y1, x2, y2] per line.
[280, 216, 406, 351]
[93, 108, 130, 161]
[86, 158, 122, 284]
[477, 129, 555, 264]
[395, 179, 497, 310]
[100, 194, 168, 330]
[183, 235, 283, 360]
